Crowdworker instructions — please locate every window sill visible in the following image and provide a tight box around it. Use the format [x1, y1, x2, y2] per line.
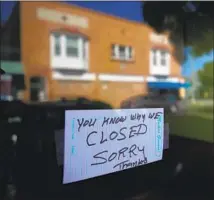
[152, 65, 168, 68]
[111, 57, 135, 63]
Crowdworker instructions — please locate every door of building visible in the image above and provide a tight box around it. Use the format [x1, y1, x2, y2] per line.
[30, 76, 47, 102]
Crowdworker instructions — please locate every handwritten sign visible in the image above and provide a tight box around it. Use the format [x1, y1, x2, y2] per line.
[63, 108, 164, 184]
[54, 123, 169, 166]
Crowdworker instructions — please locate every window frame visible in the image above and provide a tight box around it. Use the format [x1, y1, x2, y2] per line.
[65, 34, 79, 58]
[160, 50, 167, 66]
[51, 32, 87, 60]
[111, 44, 134, 61]
[151, 48, 169, 67]
[53, 33, 61, 56]
[50, 31, 89, 70]
[151, 49, 158, 66]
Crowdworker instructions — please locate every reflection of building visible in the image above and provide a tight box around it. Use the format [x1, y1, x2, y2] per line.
[1, 2, 189, 107]
[0, 5, 25, 101]
[0, 74, 12, 100]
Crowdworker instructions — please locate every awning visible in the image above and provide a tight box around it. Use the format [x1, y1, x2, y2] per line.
[0, 61, 24, 75]
[148, 81, 191, 89]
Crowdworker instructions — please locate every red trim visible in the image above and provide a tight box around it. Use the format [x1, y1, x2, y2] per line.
[151, 44, 171, 51]
[50, 27, 89, 39]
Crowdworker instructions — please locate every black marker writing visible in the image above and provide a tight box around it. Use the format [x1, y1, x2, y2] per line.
[148, 112, 163, 120]
[91, 150, 108, 166]
[130, 113, 146, 122]
[100, 131, 108, 144]
[118, 147, 129, 160]
[113, 158, 148, 170]
[113, 146, 147, 170]
[86, 125, 147, 147]
[129, 124, 147, 138]
[108, 152, 117, 162]
[118, 127, 127, 141]
[102, 116, 127, 127]
[129, 144, 137, 157]
[113, 160, 129, 170]
[86, 131, 97, 146]
[90, 144, 145, 166]
[109, 131, 118, 140]
[77, 118, 97, 132]
[142, 114, 146, 122]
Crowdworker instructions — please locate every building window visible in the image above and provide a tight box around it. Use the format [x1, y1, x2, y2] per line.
[111, 44, 133, 61]
[111, 44, 116, 57]
[118, 46, 126, 60]
[128, 46, 133, 60]
[151, 49, 169, 67]
[160, 50, 167, 66]
[53, 33, 61, 56]
[50, 31, 89, 70]
[51, 32, 88, 60]
[83, 42, 86, 59]
[152, 49, 158, 66]
[66, 35, 79, 57]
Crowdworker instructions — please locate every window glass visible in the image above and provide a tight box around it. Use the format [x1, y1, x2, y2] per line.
[128, 46, 133, 59]
[112, 45, 133, 60]
[111, 44, 116, 57]
[53, 33, 61, 56]
[160, 50, 167, 66]
[83, 39, 86, 59]
[118, 46, 126, 60]
[66, 35, 79, 57]
[152, 49, 158, 65]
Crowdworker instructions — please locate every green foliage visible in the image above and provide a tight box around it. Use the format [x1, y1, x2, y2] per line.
[143, 2, 214, 58]
[198, 62, 213, 86]
[197, 62, 213, 98]
[184, 14, 213, 58]
[191, 30, 214, 57]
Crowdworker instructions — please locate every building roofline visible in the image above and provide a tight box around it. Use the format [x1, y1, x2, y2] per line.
[53, 1, 147, 28]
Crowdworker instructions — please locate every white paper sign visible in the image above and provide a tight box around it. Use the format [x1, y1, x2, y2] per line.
[54, 123, 169, 166]
[63, 108, 164, 184]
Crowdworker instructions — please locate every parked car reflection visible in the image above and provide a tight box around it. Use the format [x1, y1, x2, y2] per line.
[121, 93, 187, 115]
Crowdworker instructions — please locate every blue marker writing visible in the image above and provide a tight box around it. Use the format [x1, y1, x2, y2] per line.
[72, 119, 75, 139]
[157, 135, 161, 151]
[71, 146, 75, 155]
[155, 115, 163, 157]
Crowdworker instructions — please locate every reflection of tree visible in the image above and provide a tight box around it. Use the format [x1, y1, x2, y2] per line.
[191, 30, 213, 57]
[197, 62, 213, 98]
[185, 16, 213, 57]
[198, 62, 213, 87]
[143, 1, 213, 101]
[190, 71, 200, 99]
[143, 1, 214, 60]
